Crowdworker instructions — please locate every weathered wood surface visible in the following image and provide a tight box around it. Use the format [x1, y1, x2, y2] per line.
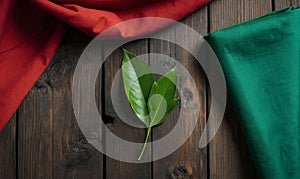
[0, 114, 16, 178]
[1, 0, 298, 178]
[150, 9, 208, 179]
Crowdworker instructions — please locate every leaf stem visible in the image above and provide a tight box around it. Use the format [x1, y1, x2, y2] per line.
[138, 127, 151, 161]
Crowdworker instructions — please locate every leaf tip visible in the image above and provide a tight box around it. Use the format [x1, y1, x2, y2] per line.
[172, 65, 177, 71]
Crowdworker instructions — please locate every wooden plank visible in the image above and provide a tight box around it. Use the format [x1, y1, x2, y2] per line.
[208, 0, 272, 178]
[104, 41, 152, 178]
[294, 0, 300, 5]
[17, 73, 53, 179]
[274, 0, 300, 9]
[151, 8, 208, 179]
[0, 114, 16, 178]
[238, 0, 273, 21]
[48, 29, 103, 179]
[274, 0, 291, 9]
[291, 0, 300, 6]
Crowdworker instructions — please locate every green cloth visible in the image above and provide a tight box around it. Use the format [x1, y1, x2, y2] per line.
[204, 6, 300, 179]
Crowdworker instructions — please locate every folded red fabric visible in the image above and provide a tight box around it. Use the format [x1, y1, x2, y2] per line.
[0, 0, 211, 131]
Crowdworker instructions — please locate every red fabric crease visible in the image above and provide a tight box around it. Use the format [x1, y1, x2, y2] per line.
[0, 0, 211, 131]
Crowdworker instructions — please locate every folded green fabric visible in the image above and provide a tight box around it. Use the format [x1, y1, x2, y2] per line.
[204, 6, 300, 179]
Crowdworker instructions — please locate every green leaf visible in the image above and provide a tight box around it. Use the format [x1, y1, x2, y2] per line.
[147, 66, 180, 128]
[121, 48, 154, 126]
[138, 66, 180, 160]
[121, 49, 180, 160]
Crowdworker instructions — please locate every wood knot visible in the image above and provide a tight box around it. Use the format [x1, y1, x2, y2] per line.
[34, 80, 49, 94]
[182, 88, 193, 108]
[170, 161, 193, 178]
[63, 137, 97, 171]
[69, 138, 90, 153]
[47, 60, 67, 85]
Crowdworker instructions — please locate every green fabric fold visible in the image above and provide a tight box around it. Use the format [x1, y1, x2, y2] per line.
[204, 6, 300, 179]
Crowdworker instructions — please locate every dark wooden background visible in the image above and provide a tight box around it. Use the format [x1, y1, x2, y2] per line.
[1, 0, 299, 178]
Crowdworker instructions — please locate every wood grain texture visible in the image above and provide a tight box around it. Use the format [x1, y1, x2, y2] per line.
[291, 0, 300, 6]
[17, 29, 104, 179]
[150, 8, 208, 179]
[293, 0, 300, 5]
[208, 0, 272, 178]
[104, 41, 152, 179]
[49, 29, 103, 179]
[275, 0, 300, 9]
[274, 0, 291, 9]
[18, 73, 53, 179]
[0, 114, 16, 178]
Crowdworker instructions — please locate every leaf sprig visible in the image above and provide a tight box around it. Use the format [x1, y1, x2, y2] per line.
[121, 48, 180, 160]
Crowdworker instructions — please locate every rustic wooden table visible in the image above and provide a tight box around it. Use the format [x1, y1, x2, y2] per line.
[0, 0, 298, 178]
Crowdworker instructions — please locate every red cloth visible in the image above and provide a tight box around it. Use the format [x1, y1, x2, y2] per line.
[0, 0, 211, 131]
